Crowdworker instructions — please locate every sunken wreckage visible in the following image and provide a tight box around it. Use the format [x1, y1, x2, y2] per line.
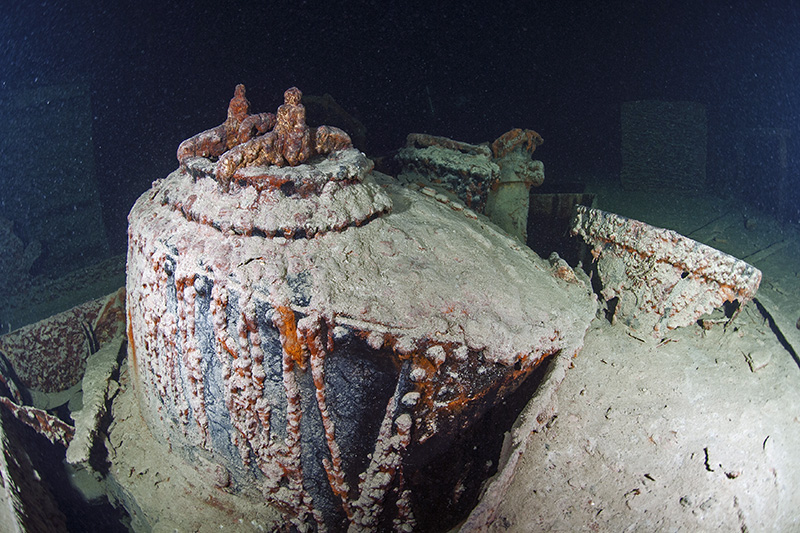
[124, 85, 597, 530]
[0, 84, 765, 532]
[0, 84, 765, 531]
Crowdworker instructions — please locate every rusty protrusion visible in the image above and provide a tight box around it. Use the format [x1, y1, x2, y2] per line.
[490, 128, 543, 159]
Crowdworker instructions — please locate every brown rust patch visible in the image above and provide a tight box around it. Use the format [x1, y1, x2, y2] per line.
[273, 305, 307, 370]
[127, 305, 137, 374]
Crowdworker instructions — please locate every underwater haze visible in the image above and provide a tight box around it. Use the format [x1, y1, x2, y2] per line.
[2, 3, 800, 531]
[1, 0, 799, 284]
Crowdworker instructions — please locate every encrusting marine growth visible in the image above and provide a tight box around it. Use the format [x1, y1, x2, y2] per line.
[571, 205, 762, 335]
[178, 85, 352, 189]
[127, 84, 596, 530]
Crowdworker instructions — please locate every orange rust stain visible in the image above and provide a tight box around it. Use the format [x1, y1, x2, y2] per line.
[204, 495, 236, 515]
[126, 306, 137, 372]
[417, 348, 556, 424]
[220, 338, 238, 359]
[414, 355, 439, 376]
[491, 128, 543, 159]
[95, 287, 126, 342]
[274, 305, 306, 370]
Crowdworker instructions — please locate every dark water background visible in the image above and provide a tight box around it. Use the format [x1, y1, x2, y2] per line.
[2, 1, 800, 255]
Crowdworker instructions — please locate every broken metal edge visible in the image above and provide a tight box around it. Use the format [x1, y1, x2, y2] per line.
[570, 205, 762, 301]
[458, 331, 591, 531]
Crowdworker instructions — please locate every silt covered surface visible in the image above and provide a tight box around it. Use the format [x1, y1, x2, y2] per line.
[126, 150, 597, 529]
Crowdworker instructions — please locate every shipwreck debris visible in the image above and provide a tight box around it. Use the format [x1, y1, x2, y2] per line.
[176, 84, 275, 165]
[485, 128, 545, 242]
[0, 288, 125, 394]
[395, 128, 545, 242]
[395, 133, 499, 213]
[126, 86, 596, 529]
[66, 336, 124, 465]
[571, 205, 762, 335]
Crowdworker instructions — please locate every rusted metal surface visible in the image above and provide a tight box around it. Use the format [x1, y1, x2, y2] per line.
[176, 84, 275, 165]
[0, 288, 125, 451]
[571, 205, 762, 335]
[396, 128, 546, 242]
[0, 398, 74, 448]
[178, 85, 352, 190]
[127, 87, 596, 530]
[395, 133, 499, 212]
[0, 409, 68, 532]
[0, 287, 125, 392]
[490, 128, 543, 160]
